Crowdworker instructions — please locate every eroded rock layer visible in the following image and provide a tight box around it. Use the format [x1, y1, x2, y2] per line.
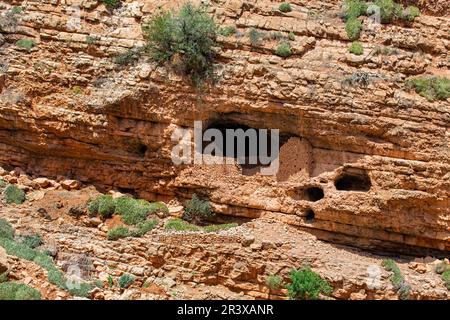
[0, 0, 449, 254]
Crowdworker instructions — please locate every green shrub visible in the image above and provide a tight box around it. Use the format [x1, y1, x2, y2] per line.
[87, 197, 100, 215]
[118, 274, 134, 288]
[183, 194, 213, 223]
[286, 267, 332, 300]
[11, 6, 23, 14]
[266, 274, 283, 291]
[33, 253, 55, 271]
[374, 0, 398, 23]
[0, 238, 37, 261]
[348, 41, 363, 55]
[342, 0, 368, 20]
[131, 219, 158, 237]
[115, 197, 150, 225]
[47, 268, 67, 289]
[102, 0, 121, 9]
[279, 3, 292, 13]
[114, 48, 143, 65]
[382, 259, 410, 299]
[275, 42, 292, 57]
[143, 2, 218, 85]
[4, 185, 26, 205]
[406, 77, 450, 101]
[148, 202, 169, 217]
[107, 275, 114, 288]
[248, 28, 263, 46]
[21, 234, 43, 249]
[68, 282, 94, 298]
[15, 39, 36, 51]
[442, 270, 450, 290]
[345, 18, 362, 40]
[165, 218, 200, 232]
[0, 219, 14, 240]
[0, 179, 6, 189]
[288, 32, 295, 41]
[203, 223, 238, 233]
[219, 26, 236, 37]
[0, 282, 41, 300]
[107, 226, 130, 241]
[403, 6, 420, 21]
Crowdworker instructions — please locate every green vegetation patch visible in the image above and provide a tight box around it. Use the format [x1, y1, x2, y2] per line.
[219, 26, 236, 37]
[143, 2, 218, 85]
[348, 41, 363, 55]
[4, 185, 26, 204]
[0, 282, 41, 300]
[279, 3, 292, 13]
[183, 194, 214, 223]
[203, 223, 238, 233]
[275, 41, 292, 57]
[345, 18, 362, 41]
[15, 39, 36, 51]
[266, 274, 283, 291]
[406, 77, 450, 102]
[118, 274, 134, 288]
[286, 267, 332, 300]
[0, 219, 14, 240]
[382, 259, 410, 299]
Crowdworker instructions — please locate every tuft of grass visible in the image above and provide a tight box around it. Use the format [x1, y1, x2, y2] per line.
[442, 270, 450, 290]
[107, 226, 130, 241]
[21, 234, 43, 249]
[348, 41, 363, 55]
[131, 219, 158, 237]
[11, 6, 23, 14]
[248, 28, 263, 47]
[342, 0, 367, 20]
[266, 274, 283, 291]
[0, 219, 14, 240]
[67, 282, 94, 298]
[107, 275, 114, 288]
[118, 274, 134, 288]
[3, 185, 26, 205]
[183, 194, 214, 223]
[286, 267, 332, 300]
[203, 223, 238, 233]
[165, 218, 200, 232]
[279, 3, 292, 13]
[0, 237, 37, 261]
[345, 18, 362, 40]
[288, 32, 295, 41]
[102, 0, 121, 10]
[115, 197, 150, 225]
[0, 282, 41, 300]
[275, 41, 292, 58]
[219, 26, 236, 37]
[403, 6, 420, 21]
[382, 259, 410, 299]
[15, 39, 36, 51]
[406, 77, 450, 102]
[88, 195, 115, 219]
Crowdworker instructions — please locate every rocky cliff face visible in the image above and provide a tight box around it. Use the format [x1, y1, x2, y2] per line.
[0, 0, 449, 255]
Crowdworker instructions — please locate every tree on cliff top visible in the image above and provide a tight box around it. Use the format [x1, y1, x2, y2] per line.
[142, 2, 218, 86]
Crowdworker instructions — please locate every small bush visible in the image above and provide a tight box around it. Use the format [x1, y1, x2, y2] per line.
[0, 179, 6, 189]
[165, 218, 200, 232]
[343, 0, 368, 20]
[374, 0, 401, 23]
[345, 18, 362, 40]
[279, 3, 292, 13]
[68, 282, 94, 298]
[348, 41, 363, 55]
[219, 26, 236, 37]
[21, 234, 43, 249]
[15, 39, 36, 51]
[403, 6, 420, 21]
[107, 275, 114, 288]
[87, 197, 100, 215]
[4, 185, 26, 204]
[11, 6, 23, 14]
[442, 270, 450, 290]
[406, 77, 450, 101]
[0, 282, 41, 300]
[203, 223, 238, 233]
[47, 268, 67, 289]
[275, 42, 292, 58]
[183, 194, 213, 223]
[143, 2, 218, 85]
[286, 267, 332, 300]
[115, 197, 150, 225]
[148, 201, 169, 217]
[248, 28, 263, 46]
[266, 274, 283, 291]
[88, 195, 116, 219]
[102, 0, 121, 9]
[131, 219, 158, 237]
[288, 32, 295, 41]
[107, 226, 130, 241]
[0, 219, 14, 240]
[0, 238, 37, 261]
[118, 274, 134, 288]
[382, 259, 410, 299]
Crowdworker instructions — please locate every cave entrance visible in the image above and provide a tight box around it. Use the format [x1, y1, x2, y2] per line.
[290, 186, 325, 202]
[335, 169, 371, 192]
[202, 120, 287, 175]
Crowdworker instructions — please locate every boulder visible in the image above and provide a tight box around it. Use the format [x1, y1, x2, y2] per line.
[61, 180, 81, 190]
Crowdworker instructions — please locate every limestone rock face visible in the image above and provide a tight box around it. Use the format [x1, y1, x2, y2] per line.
[0, 0, 448, 254]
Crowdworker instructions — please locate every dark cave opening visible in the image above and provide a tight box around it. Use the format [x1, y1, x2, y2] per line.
[335, 169, 371, 192]
[305, 209, 315, 222]
[303, 187, 325, 202]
